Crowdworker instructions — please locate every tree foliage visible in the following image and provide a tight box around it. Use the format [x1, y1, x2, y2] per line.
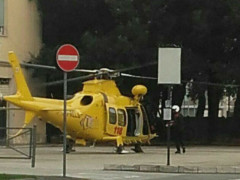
[34, 0, 240, 128]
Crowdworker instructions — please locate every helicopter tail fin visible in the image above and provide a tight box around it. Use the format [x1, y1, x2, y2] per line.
[8, 51, 32, 100]
[5, 52, 36, 137]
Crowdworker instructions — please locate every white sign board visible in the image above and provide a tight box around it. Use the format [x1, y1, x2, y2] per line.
[163, 108, 172, 120]
[158, 48, 181, 84]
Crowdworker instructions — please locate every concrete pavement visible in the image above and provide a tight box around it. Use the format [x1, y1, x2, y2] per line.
[0, 145, 240, 177]
[104, 145, 240, 174]
[105, 145, 240, 174]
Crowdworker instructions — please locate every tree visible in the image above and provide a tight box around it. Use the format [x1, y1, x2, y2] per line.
[34, 0, 240, 140]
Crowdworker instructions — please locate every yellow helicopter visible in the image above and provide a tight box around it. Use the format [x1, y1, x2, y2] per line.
[2, 51, 156, 153]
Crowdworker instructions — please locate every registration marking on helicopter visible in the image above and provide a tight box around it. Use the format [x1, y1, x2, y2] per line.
[114, 126, 123, 135]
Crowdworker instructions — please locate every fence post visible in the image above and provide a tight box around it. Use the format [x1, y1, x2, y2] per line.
[31, 125, 36, 168]
[29, 128, 33, 158]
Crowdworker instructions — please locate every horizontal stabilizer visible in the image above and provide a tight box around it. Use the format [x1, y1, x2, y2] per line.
[24, 111, 36, 125]
[9, 111, 36, 138]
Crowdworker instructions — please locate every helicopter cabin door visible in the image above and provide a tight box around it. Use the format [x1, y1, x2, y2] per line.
[106, 104, 127, 136]
[126, 107, 143, 136]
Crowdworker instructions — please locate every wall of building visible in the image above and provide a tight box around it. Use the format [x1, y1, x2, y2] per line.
[0, 0, 42, 61]
[0, 0, 46, 143]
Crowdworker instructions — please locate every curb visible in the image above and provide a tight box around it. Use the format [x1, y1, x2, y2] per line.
[104, 164, 240, 174]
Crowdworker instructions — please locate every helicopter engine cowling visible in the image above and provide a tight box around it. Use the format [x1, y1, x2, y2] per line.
[132, 85, 147, 102]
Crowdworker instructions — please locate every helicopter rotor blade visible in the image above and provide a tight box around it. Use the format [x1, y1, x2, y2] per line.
[22, 62, 57, 70]
[1, 59, 158, 86]
[43, 73, 98, 86]
[45, 61, 158, 86]
[0, 60, 97, 73]
[182, 80, 240, 87]
[121, 73, 157, 80]
[3, 60, 239, 88]
[44, 68, 118, 86]
[21, 63, 98, 73]
[112, 61, 157, 74]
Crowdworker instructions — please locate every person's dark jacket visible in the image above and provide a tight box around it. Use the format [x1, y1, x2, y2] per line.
[172, 113, 184, 133]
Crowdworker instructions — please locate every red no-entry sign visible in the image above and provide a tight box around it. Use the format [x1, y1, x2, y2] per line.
[56, 44, 80, 177]
[56, 44, 80, 72]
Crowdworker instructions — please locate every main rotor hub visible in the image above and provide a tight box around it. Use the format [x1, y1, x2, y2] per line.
[97, 68, 120, 79]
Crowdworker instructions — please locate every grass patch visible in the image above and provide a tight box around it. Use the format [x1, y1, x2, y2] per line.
[0, 174, 36, 179]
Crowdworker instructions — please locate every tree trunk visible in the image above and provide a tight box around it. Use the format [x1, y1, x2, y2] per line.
[196, 91, 206, 117]
[172, 84, 185, 109]
[234, 88, 240, 119]
[207, 86, 222, 141]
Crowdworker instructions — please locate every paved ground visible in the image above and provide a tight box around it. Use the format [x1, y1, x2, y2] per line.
[0, 145, 240, 179]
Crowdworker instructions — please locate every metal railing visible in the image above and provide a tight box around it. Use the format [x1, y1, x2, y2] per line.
[0, 125, 36, 167]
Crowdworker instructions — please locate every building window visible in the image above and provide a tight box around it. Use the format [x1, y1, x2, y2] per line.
[0, 78, 9, 85]
[0, 0, 4, 35]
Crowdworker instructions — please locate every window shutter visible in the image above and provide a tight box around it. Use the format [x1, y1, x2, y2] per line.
[0, 0, 4, 27]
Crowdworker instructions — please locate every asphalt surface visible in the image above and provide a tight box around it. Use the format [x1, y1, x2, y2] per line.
[0, 145, 240, 179]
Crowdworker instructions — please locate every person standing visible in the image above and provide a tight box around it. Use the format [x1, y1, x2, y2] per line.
[171, 105, 186, 154]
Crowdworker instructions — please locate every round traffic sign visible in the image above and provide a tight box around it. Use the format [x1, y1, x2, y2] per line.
[56, 44, 80, 72]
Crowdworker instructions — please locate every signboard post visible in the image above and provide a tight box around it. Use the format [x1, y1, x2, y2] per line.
[56, 44, 79, 177]
[158, 48, 181, 166]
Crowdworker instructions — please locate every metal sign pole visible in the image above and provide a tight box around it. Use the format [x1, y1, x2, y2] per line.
[166, 85, 173, 166]
[158, 48, 181, 166]
[31, 125, 37, 168]
[167, 124, 171, 165]
[63, 72, 67, 177]
[56, 44, 79, 177]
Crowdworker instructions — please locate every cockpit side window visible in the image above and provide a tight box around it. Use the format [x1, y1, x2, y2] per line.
[109, 107, 117, 124]
[117, 109, 126, 126]
[80, 96, 93, 106]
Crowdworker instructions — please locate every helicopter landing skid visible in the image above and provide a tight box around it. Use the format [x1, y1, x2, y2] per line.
[116, 145, 123, 154]
[114, 145, 129, 154]
[131, 144, 144, 153]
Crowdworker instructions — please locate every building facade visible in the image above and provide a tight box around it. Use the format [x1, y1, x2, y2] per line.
[0, 0, 45, 143]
